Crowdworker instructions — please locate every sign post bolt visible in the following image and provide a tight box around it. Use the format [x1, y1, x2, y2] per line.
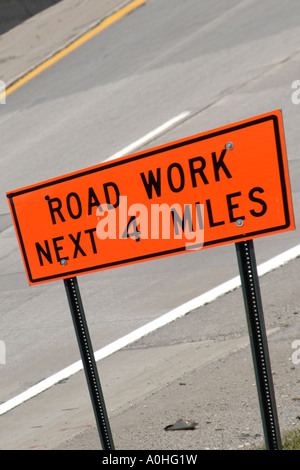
[225, 141, 234, 150]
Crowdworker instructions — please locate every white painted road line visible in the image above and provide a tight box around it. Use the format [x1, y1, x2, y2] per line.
[1, 242, 299, 416]
[103, 111, 191, 162]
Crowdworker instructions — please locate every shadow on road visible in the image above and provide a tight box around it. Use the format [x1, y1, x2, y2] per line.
[0, 0, 62, 35]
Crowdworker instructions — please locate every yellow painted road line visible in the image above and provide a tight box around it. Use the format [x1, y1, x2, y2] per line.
[1, 0, 146, 99]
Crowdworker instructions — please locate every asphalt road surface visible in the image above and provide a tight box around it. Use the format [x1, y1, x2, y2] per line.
[0, 0, 300, 451]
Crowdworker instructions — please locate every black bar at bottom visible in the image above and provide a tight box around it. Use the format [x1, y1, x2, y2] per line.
[64, 277, 114, 450]
[235, 240, 282, 450]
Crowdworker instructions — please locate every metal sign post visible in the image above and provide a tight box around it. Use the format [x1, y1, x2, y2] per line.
[235, 240, 282, 450]
[64, 277, 114, 450]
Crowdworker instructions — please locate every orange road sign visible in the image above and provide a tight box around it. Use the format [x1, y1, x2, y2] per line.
[7, 109, 294, 285]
